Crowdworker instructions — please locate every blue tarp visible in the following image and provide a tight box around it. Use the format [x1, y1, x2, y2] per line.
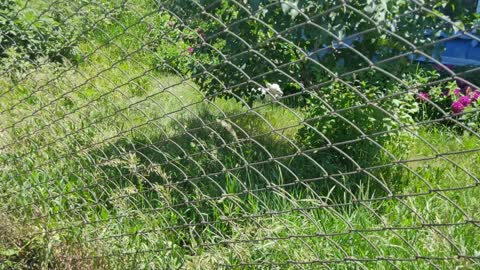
[309, 30, 480, 67]
[436, 32, 480, 66]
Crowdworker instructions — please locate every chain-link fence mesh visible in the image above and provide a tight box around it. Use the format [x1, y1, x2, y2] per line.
[1, 0, 480, 269]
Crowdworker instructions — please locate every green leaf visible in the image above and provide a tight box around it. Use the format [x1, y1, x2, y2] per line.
[0, 248, 18, 256]
[452, 20, 465, 32]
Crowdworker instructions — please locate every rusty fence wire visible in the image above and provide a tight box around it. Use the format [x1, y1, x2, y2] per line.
[1, 0, 480, 269]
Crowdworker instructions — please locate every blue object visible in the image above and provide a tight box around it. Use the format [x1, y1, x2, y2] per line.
[309, 30, 480, 67]
[432, 31, 480, 66]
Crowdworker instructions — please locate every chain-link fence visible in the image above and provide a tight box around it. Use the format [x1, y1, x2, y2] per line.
[1, 0, 480, 269]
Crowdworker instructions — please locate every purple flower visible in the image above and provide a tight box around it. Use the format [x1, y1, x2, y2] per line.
[187, 47, 194, 54]
[458, 95, 471, 106]
[451, 101, 465, 114]
[454, 88, 462, 96]
[418, 92, 429, 101]
[471, 90, 480, 102]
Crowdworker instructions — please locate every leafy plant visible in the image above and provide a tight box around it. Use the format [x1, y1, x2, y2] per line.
[412, 68, 480, 129]
[1, 1, 69, 63]
[159, 0, 475, 105]
[0, 0, 118, 68]
[296, 71, 418, 180]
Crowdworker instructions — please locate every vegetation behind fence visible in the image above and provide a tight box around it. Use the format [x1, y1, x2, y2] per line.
[1, 0, 480, 269]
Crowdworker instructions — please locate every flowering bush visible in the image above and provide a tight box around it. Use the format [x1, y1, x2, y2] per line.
[448, 87, 479, 120]
[411, 69, 480, 129]
[297, 65, 480, 175]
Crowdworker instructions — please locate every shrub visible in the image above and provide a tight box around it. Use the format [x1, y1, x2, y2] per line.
[0, 0, 116, 68]
[159, 0, 475, 105]
[153, 17, 220, 79]
[412, 68, 480, 129]
[1, 1, 72, 64]
[296, 71, 418, 174]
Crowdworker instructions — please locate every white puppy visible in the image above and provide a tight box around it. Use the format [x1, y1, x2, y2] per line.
[265, 83, 283, 98]
[254, 83, 283, 99]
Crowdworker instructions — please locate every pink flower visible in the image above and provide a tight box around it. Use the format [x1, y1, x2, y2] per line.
[187, 47, 194, 54]
[454, 88, 462, 96]
[471, 90, 480, 102]
[418, 92, 429, 101]
[451, 101, 465, 114]
[458, 95, 471, 106]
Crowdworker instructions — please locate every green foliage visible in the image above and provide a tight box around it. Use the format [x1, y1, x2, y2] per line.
[1, 1, 480, 268]
[0, 0, 121, 68]
[160, 0, 474, 105]
[153, 17, 220, 79]
[0, 0, 75, 65]
[411, 68, 480, 129]
[297, 71, 418, 179]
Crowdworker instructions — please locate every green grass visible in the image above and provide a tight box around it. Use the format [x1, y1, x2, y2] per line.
[1, 1, 480, 269]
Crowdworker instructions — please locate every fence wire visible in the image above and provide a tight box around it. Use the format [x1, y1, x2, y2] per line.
[1, 0, 480, 269]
